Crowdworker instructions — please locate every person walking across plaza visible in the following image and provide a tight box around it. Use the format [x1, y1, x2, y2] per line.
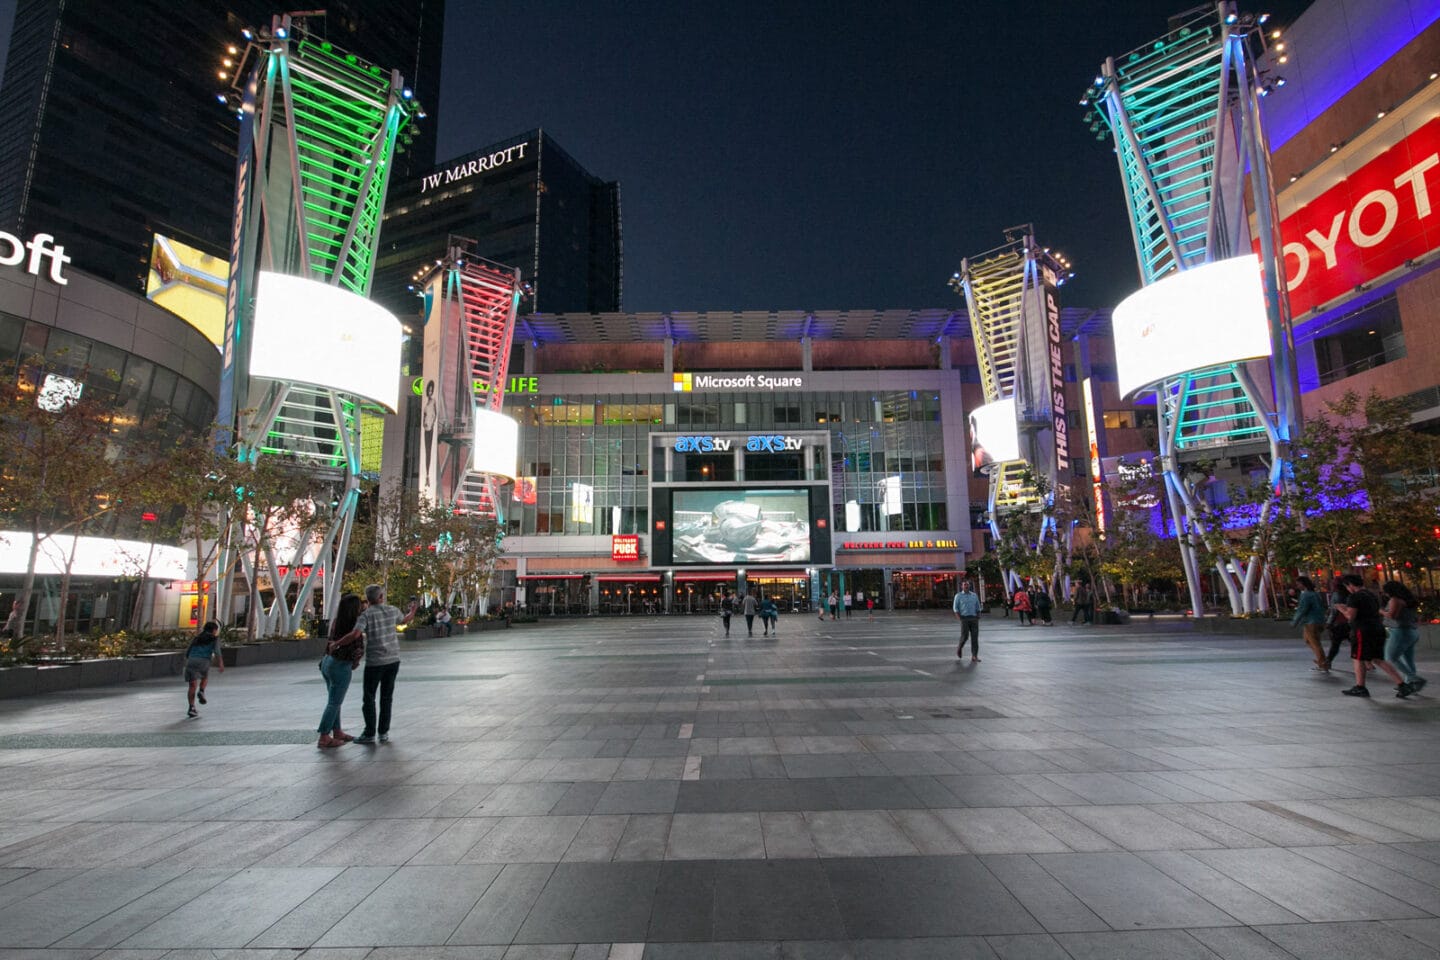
[1291, 576, 1328, 671]
[1337, 574, 1402, 698]
[183, 621, 224, 718]
[742, 590, 758, 637]
[828, 591, 840, 620]
[953, 579, 981, 662]
[353, 585, 420, 743]
[1013, 586, 1032, 625]
[1034, 587, 1053, 625]
[317, 593, 364, 749]
[843, 591, 853, 618]
[720, 591, 735, 637]
[759, 594, 778, 636]
[1071, 581, 1094, 625]
[1381, 580, 1427, 698]
[1323, 576, 1351, 669]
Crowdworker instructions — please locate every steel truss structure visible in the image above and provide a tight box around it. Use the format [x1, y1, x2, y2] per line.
[216, 14, 419, 634]
[1084, 2, 1300, 614]
[952, 230, 1072, 547]
[416, 238, 523, 519]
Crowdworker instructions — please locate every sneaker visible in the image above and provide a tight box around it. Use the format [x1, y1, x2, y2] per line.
[379, 734, 389, 743]
[354, 733, 376, 744]
[971, 656, 981, 663]
[1411, 677, 1428, 694]
[1342, 685, 1371, 697]
[197, 691, 206, 705]
[1397, 683, 1414, 699]
[187, 706, 198, 718]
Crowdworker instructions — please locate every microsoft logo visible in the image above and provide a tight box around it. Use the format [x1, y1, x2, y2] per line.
[672, 373, 692, 392]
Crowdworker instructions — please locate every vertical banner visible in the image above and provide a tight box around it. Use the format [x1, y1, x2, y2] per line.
[1082, 377, 1106, 535]
[1041, 262, 1070, 488]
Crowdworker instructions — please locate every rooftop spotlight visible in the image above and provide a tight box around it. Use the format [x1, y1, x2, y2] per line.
[241, 28, 253, 39]
[1259, 12, 1270, 23]
[1276, 77, 1286, 86]
[1224, 12, 1238, 23]
[274, 26, 287, 38]
[216, 93, 227, 103]
[402, 88, 413, 99]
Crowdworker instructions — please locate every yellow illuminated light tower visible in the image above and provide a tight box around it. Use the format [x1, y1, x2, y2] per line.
[950, 226, 1074, 584]
[215, 14, 421, 634]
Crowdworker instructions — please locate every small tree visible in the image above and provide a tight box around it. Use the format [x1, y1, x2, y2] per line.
[0, 356, 164, 647]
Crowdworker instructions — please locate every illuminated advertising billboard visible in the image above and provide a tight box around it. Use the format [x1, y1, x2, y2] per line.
[147, 234, 229, 347]
[968, 397, 1021, 472]
[654, 488, 818, 565]
[250, 272, 404, 411]
[1112, 255, 1272, 398]
[1270, 114, 1440, 317]
[472, 408, 518, 481]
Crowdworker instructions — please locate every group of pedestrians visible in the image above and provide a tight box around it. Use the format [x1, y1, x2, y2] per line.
[1293, 574, 1427, 699]
[315, 585, 420, 747]
[819, 590, 875, 619]
[720, 590, 779, 637]
[1010, 584, 1055, 625]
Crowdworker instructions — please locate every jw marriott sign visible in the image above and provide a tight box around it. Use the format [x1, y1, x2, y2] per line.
[419, 141, 530, 193]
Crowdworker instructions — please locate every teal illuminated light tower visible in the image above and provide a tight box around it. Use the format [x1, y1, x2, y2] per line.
[216, 14, 421, 633]
[1083, 2, 1299, 616]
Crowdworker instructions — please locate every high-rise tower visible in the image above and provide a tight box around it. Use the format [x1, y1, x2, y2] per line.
[0, 1, 443, 295]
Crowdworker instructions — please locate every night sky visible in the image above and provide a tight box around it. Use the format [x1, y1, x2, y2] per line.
[0, 0, 1314, 315]
[435, 0, 1312, 315]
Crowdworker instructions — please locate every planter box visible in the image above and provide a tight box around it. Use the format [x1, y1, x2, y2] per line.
[0, 666, 38, 698]
[76, 658, 132, 688]
[136, 651, 184, 678]
[34, 664, 79, 694]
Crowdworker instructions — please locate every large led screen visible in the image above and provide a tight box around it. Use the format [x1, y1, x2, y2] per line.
[250, 272, 403, 411]
[147, 233, 229, 347]
[670, 488, 812, 564]
[472, 408, 518, 481]
[1112, 255, 1272, 398]
[969, 397, 1021, 473]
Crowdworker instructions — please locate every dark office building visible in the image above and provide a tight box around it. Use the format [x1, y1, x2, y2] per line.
[0, 0, 443, 294]
[375, 129, 623, 320]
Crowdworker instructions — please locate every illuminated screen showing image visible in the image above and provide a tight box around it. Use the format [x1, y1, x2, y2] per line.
[671, 488, 811, 564]
[969, 397, 1021, 473]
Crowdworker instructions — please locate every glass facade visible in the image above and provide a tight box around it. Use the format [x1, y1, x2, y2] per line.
[0, 311, 215, 440]
[503, 389, 953, 539]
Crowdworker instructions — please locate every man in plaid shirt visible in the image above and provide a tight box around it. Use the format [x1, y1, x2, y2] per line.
[353, 584, 420, 744]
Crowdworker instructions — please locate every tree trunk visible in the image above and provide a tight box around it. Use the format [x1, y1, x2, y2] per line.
[14, 519, 42, 647]
[55, 534, 81, 649]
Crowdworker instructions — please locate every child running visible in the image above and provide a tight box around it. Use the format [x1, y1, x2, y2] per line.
[184, 620, 224, 718]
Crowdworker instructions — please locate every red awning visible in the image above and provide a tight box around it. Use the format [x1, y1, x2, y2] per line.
[673, 572, 738, 581]
[518, 574, 585, 580]
[595, 574, 662, 582]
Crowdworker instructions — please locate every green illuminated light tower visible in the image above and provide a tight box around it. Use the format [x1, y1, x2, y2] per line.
[216, 14, 420, 634]
[1083, 2, 1299, 616]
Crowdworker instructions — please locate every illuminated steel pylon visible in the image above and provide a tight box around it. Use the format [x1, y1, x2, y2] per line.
[416, 238, 523, 519]
[951, 229, 1073, 543]
[1083, 2, 1300, 614]
[216, 14, 419, 632]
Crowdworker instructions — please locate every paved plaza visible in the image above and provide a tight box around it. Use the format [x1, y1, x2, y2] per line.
[0, 612, 1439, 959]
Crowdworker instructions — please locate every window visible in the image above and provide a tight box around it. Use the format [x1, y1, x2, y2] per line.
[1103, 410, 1137, 429]
[1313, 294, 1405, 386]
